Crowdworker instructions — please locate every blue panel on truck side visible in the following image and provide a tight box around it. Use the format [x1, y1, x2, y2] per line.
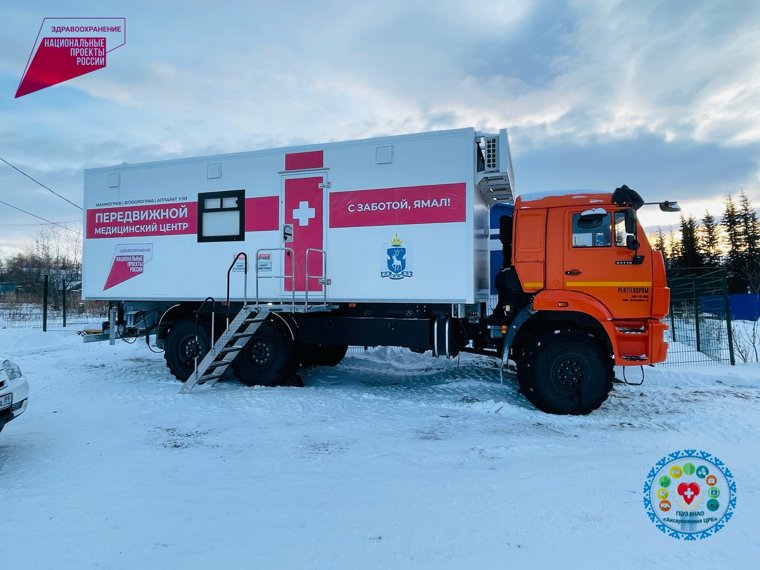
[489, 203, 514, 294]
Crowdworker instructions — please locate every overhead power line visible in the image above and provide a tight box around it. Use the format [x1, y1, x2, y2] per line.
[0, 199, 81, 235]
[0, 156, 83, 211]
[0, 219, 80, 227]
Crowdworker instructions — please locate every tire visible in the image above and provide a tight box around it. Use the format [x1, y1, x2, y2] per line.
[297, 343, 349, 367]
[164, 318, 211, 381]
[518, 331, 613, 415]
[232, 322, 298, 387]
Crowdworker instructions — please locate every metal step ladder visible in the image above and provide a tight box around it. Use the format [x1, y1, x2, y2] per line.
[180, 306, 269, 393]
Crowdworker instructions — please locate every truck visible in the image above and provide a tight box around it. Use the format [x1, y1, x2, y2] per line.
[82, 127, 678, 414]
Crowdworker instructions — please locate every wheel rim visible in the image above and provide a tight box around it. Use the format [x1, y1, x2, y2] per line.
[249, 339, 273, 367]
[180, 336, 204, 363]
[551, 356, 586, 392]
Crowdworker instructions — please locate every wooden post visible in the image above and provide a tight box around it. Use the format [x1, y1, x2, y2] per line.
[62, 276, 67, 328]
[43, 275, 49, 332]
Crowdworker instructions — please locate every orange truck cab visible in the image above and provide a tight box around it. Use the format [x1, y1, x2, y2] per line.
[488, 185, 674, 414]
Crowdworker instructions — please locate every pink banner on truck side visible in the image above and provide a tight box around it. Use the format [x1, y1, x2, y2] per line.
[244, 196, 279, 231]
[88, 197, 281, 239]
[86, 202, 198, 239]
[328, 183, 466, 228]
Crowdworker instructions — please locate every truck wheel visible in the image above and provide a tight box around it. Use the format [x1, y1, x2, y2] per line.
[233, 323, 298, 387]
[164, 318, 211, 381]
[297, 343, 349, 367]
[519, 332, 613, 415]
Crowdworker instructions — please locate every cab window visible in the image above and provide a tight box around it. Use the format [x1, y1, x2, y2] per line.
[572, 212, 611, 247]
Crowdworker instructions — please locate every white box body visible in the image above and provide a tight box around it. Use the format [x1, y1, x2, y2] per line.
[83, 128, 499, 304]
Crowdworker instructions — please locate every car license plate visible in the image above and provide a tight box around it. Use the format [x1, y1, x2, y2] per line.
[0, 393, 12, 410]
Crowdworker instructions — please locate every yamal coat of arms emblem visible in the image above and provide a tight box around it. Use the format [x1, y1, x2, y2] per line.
[381, 234, 413, 280]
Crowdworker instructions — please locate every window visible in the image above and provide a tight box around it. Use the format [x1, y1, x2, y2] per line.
[572, 211, 611, 248]
[197, 189, 245, 242]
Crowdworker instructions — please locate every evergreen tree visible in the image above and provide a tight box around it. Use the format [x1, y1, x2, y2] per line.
[700, 211, 721, 267]
[738, 191, 760, 292]
[677, 214, 702, 268]
[653, 226, 666, 252]
[722, 194, 746, 292]
[667, 228, 681, 268]
[653, 226, 673, 268]
[738, 192, 759, 254]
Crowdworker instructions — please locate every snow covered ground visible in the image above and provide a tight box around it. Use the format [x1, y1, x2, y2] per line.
[1, 328, 758, 569]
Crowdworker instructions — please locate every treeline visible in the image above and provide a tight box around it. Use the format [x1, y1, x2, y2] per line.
[652, 192, 760, 293]
[0, 226, 81, 302]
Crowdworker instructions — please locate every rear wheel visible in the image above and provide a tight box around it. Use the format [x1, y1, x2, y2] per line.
[297, 343, 349, 367]
[518, 331, 613, 415]
[233, 322, 298, 387]
[164, 318, 211, 381]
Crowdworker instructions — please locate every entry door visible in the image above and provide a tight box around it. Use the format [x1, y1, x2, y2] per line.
[282, 174, 326, 293]
[563, 208, 652, 318]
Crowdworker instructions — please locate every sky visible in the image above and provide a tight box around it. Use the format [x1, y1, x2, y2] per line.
[1, 0, 759, 256]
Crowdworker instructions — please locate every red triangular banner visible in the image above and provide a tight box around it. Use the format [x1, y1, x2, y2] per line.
[16, 37, 106, 98]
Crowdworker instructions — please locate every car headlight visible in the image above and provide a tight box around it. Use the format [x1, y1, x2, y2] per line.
[3, 359, 22, 380]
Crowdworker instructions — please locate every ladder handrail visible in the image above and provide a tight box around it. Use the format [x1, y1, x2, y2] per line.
[195, 296, 216, 346]
[304, 247, 328, 308]
[226, 252, 248, 324]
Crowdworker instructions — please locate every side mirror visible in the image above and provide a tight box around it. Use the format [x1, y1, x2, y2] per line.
[624, 208, 637, 234]
[578, 208, 606, 229]
[626, 235, 639, 251]
[659, 201, 681, 212]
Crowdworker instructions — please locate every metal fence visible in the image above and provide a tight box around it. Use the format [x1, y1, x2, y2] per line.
[0, 301, 108, 330]
[664, 268, 735, 366]
[0, 276, 109, 331]
[1, 270, 746, 365]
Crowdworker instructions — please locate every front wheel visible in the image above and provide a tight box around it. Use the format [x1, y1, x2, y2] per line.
[519, 332, 613, 415]
[164, 318, 211, 381]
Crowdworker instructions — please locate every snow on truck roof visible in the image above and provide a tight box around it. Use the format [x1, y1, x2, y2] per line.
[516, 189, 611, 207]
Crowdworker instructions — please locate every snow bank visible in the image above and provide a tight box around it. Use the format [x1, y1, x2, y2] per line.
[0, 330, 757, 568]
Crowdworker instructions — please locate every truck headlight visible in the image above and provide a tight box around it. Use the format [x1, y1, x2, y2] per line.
[3, 359, 22, 380]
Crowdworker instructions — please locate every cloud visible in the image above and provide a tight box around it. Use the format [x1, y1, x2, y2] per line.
[1, 0, 760, 252]
[514, 133, 760, 229]
[515, 134, 760, 197]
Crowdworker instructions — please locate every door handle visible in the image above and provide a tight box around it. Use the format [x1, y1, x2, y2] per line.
[283, 224, 294, 243]
[565, 269, 582, 276]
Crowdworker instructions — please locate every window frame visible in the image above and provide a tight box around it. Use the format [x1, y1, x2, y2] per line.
[197, 189, 245, 243]
[571, 210, 612, 248]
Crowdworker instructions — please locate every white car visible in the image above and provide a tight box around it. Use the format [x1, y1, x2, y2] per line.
[0, 359, 28, 433]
